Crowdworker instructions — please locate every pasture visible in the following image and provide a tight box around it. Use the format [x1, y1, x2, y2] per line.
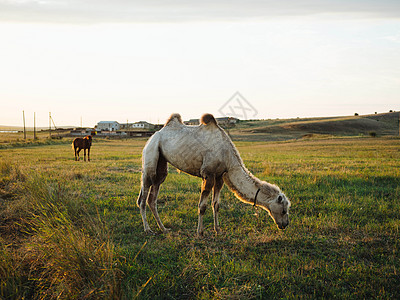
[1, 137, 399, 299]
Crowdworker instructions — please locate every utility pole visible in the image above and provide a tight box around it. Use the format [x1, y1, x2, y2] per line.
[49, 114, 58, 138]
[49, 112, 51, 139]
[33, 112, 36, 140]
[22, 110, 26, 140]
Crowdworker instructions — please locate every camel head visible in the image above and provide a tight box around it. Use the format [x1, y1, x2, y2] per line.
[256, 189, 290, 229]
[268, 193, 290, 229]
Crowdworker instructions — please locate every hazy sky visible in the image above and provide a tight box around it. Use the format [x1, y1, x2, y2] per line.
[1, 0, 399, 127]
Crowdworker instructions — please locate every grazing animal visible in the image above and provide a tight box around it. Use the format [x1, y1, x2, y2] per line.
[137, 113, 290, 235]
[72, 135, 92, 161]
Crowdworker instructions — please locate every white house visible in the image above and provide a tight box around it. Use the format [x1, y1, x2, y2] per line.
[96, 121, 120, 131]
[131, 121, 154, 129]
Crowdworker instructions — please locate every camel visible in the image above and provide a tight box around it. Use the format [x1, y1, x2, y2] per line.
[137, 113, 290, 235]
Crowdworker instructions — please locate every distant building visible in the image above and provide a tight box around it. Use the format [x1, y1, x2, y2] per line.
[96, 121, 120, 131]
[69, 128, 96, 136]
[184, 119, 200, 125]
[131, 121, 155, 130]
[184, 117, 239, 126]
[120, 121, 155, 130]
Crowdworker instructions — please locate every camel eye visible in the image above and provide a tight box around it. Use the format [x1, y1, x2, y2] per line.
[282, 210, 286, 215]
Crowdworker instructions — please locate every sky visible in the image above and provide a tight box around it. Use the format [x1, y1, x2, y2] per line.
[1, 0, 399, 127]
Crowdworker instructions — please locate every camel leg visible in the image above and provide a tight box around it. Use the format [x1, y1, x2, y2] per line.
[74, 147, 78, 161]
[137, 178, 153, 234]
[147, 153, 169, 233]
[137, 148, 168, 234]
[83, 149, 87, 161]
[76, 148, 81, 161]
[212, 176, 224, 234]
[87, 147, 90, 162]
[147, 184, 169, 233]
[197, 175, 215, 236]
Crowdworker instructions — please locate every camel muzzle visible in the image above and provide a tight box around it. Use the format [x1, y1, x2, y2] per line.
[277, 220, 289, 230]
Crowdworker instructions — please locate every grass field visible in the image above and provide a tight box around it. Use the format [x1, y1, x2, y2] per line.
[1, 136, 399, 299]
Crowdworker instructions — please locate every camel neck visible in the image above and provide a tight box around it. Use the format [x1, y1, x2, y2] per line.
[223, 165, 261, 205]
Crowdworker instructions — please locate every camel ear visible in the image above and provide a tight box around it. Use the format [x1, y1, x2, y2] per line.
[277, 195, 283, 203]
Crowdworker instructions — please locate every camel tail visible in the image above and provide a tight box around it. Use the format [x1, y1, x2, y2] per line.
[200, 113, 217, 125]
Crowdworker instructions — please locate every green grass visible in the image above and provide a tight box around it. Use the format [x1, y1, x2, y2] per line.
[1, 137, 399, 299]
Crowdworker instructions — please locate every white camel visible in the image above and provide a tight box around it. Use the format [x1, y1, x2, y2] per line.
[137, 113, 290, 235]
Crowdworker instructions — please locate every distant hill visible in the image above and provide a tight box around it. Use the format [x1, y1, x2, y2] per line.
[229, 112, 400, 141]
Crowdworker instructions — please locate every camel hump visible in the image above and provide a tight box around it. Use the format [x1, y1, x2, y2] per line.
[200, 113, 217, 125]
[165, 113, 183, 125]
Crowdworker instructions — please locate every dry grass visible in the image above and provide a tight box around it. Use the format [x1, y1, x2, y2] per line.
[0, 162, 123, 299]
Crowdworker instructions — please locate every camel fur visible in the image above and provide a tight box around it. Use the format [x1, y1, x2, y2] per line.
[137, 113, 290, 235]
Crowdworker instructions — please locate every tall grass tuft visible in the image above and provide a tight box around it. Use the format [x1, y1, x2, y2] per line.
[0, 162, 122, 299]
[0, 160, 25, 188]
[0, 243, 27, 299]
[0, 161, 30, 299]
[26, 221, 121, 299]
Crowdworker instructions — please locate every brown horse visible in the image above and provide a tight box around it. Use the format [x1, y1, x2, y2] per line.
[72, 135, 92, 161]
